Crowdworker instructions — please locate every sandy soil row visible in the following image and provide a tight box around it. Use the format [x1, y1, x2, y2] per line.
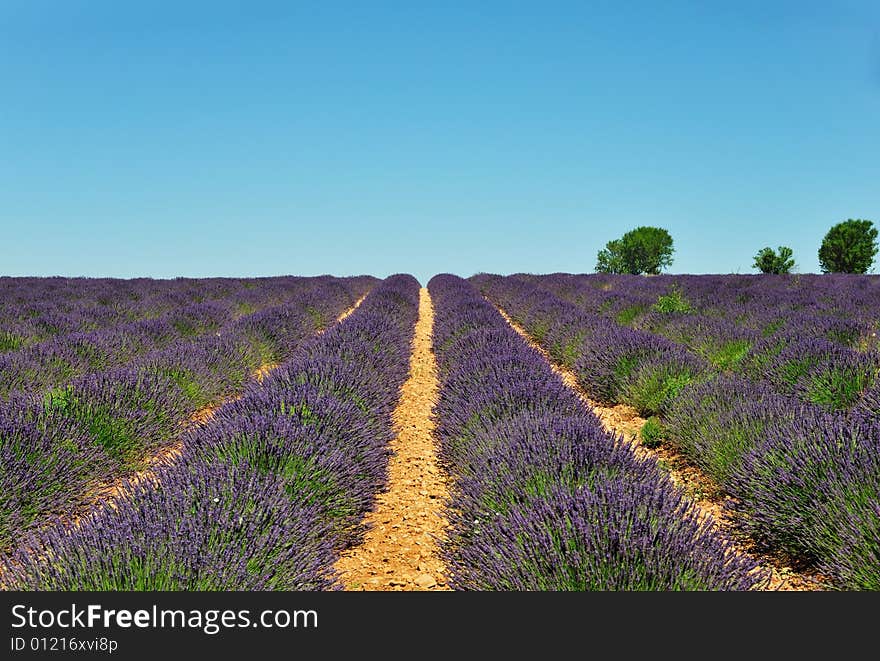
[334, 288, 450, 591]
[493, 303, 827, 591]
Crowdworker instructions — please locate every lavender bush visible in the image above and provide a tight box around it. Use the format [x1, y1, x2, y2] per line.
[430, 274, 761, 591]
[2, 275, 418, 590]
[666, 374, 880, 589]
[0, 276, 374, 554]
[475, 273, 880, 589]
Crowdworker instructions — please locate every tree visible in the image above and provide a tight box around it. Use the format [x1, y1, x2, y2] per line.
[595, 226, 674, 275]
[818, 219, 878, 274]
[753, 246, 795, 274]
[595, 239, 626, 274]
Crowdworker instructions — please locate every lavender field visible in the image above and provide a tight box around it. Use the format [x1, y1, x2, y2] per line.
[473, 273, 880, 590]
[1, 273, 878, 590]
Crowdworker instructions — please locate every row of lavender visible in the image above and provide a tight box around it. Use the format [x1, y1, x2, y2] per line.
[474, 275, 706, 417]
[0, 275, 376, 399]
[429, 274, 761, 590]
[516, 273, 880, 412]
[479, 273, 880, 416]
[523, 273, 880, 348]
[0, 276, 374, 552]
[4, 276, 418, 590]
[0, 276, 317, 354]
[475, 275, 880, 589]
[498, 274, 880, 588]
[667, 376, 880, 590]
[2, 275, 419, 589]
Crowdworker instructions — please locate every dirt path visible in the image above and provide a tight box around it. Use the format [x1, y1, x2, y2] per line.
[492, 303, 827, 591]
[335, 288, 450, 591]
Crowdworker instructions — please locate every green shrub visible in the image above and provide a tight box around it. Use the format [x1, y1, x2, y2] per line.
[640, 417, 665, 449]
[803, 365, 874, 410]
[761, 318, 785, 336]
[702, 339, 752, 371]
[616, 304, 646, 326]
[530, 319, 550, 343]
[305, 306, 325, 331]
[0, 331, 23, 352]
[623, 362, 698, 416]
[652, 287, 693, 315]
[550, 330, 588, 368]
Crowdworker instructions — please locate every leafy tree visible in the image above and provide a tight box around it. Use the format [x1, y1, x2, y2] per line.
[595, 226, 674, 275]
[818, 219, 878, 274]
[595, 239, 626, 274]
[753, 246, 795, 274]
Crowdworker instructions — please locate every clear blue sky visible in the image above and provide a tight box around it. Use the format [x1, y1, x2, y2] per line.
[2, 1, 878, 284]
